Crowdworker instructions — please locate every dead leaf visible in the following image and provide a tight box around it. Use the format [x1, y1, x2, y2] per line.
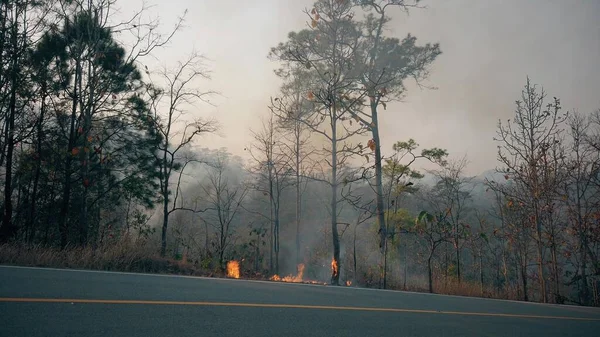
[367, 139, 376, 151]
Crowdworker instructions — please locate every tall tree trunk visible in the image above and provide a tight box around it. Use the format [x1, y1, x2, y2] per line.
[160, 154, 170, 256]
[370, 101, 386, 254]
[479, 250, 484, 296]
[268, 160, 274, 273]
[353, 226, 357, 281]
[161, 191, 169, 257]
[295, 124, 301, 265]
[58, 57, 82, 248]
[427, 253, 433, 293]
[550, 238, 561, 303]
[1, 21, 19, 241]
[576, 187, 590, 305]
[0, 5, 8, 169]
[403, 242, 408, 289]
[274, 203, 280, 275]
[520, 255, 529, 301]
[579, 233, 589, 305]
[331, 107, 340, 286]
[382, 237, 388, 289]
[79, 60, 95, 245]
[535, 223, 547, 303]
[27, 81, 47, 242]
[456, 240, 461, 283]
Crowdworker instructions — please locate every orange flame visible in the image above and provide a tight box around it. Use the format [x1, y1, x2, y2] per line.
[345, 280, 352, 286]
[269, 264, 328, 285]
[227, 260, 240, 279]
[270, 263, 305, 283]
[331, 258, 338, 278]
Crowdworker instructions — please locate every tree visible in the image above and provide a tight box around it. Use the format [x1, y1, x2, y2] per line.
[467, 211, 492, 296]
[561, 111, 600, 305]
[200, 151, 248, 270]
[0, 0, 48, 241]
[347, 138, 446, 288]
[145, 53, 218, 257]
[428, 157, 473, 283]
[1, 0, 172, 246]
[346, 0, 441, 253]
[269, 77, 315, 266]
[269, 0, 369, 285]
[246, 111, 293, 274]
[413, 210, 452, 293]
[492, 77, 567, 303]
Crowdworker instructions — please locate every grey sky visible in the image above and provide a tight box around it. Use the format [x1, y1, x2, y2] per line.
[119, 0, 600, 175]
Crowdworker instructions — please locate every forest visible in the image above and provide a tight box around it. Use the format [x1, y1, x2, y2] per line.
[0, 0, 598, 307]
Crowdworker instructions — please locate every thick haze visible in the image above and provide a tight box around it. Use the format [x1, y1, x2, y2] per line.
[118, 0, 600, 175]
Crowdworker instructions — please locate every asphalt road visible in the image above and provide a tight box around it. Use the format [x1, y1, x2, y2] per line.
[1, 265, 599, 337]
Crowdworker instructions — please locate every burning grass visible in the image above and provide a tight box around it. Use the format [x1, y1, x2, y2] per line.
[269, 263, 328, 285]
[226, 260, 240, 279]
[270, 263, 305, 282]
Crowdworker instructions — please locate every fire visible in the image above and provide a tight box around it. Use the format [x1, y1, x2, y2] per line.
[226, 260, 240, 279]
[269, 263, 328, 285]
[345, 280, 352, 286]
[331, 258, 338, 278]
[270, 263, 305, 283]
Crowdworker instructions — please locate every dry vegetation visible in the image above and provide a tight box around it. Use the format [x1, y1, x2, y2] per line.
[0, 241, 218, 277]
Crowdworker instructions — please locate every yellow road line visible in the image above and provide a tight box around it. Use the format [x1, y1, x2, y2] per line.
[1, 297, 599, 321]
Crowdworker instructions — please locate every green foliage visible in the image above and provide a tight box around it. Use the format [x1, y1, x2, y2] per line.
[0, 2, 163, 246]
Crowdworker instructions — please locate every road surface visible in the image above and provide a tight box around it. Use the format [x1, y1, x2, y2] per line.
[1, 265, 599, 336]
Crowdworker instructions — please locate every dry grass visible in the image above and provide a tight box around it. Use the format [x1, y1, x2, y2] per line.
[434, 279, 498, 299]
[384, 275, 522, 301]
[0, 241, 221, 277]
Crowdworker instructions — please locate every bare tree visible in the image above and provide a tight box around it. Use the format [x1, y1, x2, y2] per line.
[0, 0, 45, 240]
[427, 156, 473, 283]
[413, 209, 452, 293]
[201, 151, 248, 270]
[269, 77, 315, 266]
[145, 52, 218, 257]
[561, 111, 600, 305]
[492, 77, 567, 303]
[246, 111, 293, 274]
